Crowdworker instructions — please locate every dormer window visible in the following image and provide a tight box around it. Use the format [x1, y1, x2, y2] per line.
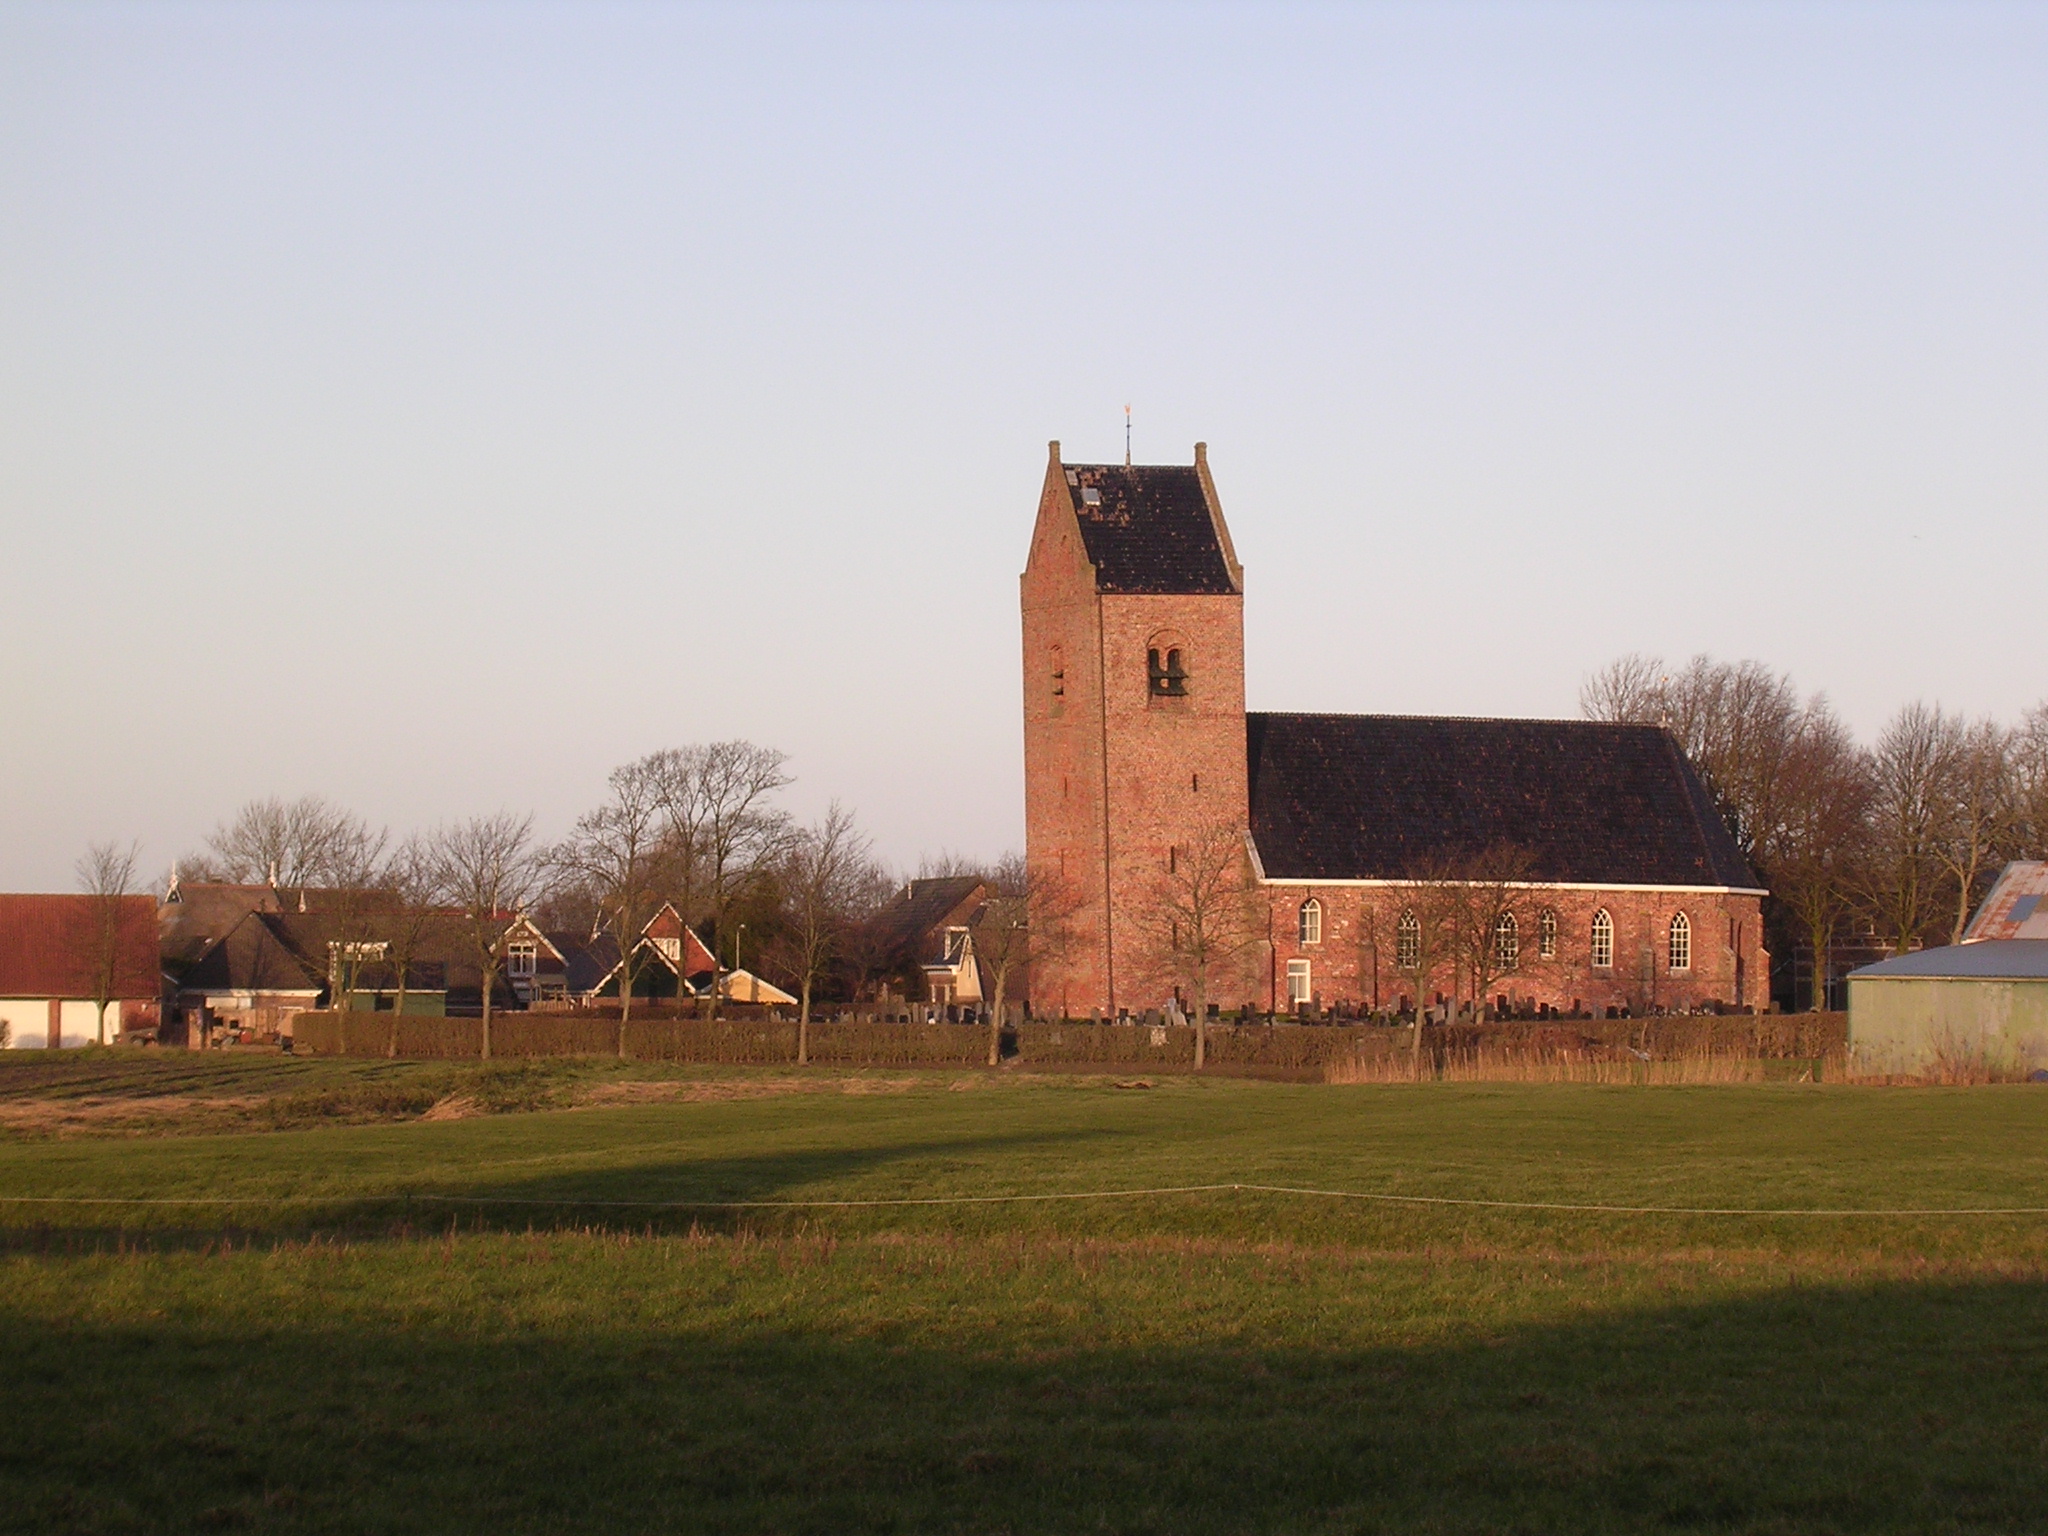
[1081, 487, 1101, 506]
[1147, 646, 1188, 697]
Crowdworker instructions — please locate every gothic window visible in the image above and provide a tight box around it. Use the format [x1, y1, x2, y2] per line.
[1538, 908, 1558, 960]
[1147, 645, 1188, 697]
[1396, 911, 1420, 970]
[1668, 912, 1691, 972]
[1298, 898, 1322, 946]
[1286, 958, 1312, 1006]
[1494, 911, 1518, 970]
[1590, 909, 1614, 969]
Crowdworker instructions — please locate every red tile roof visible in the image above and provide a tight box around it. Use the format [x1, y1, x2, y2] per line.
[0, 894, 160, 1000]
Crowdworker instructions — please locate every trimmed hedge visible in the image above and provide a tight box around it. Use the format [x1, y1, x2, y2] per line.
[291, 1011, 1848, 1069]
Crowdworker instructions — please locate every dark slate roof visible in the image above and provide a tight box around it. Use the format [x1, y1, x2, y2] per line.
[1246, 713, 1761, 890]
[866, 877, 987, 967]
[1065, 465, 1235, 595]
[1851, 940, 2048, 980]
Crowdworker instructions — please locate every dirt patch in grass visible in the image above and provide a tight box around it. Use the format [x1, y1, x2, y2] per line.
[0, 1093, 269, 1136]
[573, 1075, 935, 1109]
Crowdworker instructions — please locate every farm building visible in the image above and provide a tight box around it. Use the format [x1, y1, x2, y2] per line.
[0, 893, 160, 1048]
[1847, 940, 2048, 1075]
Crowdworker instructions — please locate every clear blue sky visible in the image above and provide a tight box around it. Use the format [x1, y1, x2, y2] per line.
[3, 2, 2044, 889]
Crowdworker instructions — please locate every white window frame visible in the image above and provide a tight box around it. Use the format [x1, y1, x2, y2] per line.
[1538, 908, 1558, 960]
[1590, 909, 1614, 970]
[1494, 911, 1519, 970]
[1285, 958, 1313, 1006]
[1395, 911, 1420, 970]
[507, 941, 538, 979]
[1298, 898, 1322, 947]
[1668, 912, 1691, 973]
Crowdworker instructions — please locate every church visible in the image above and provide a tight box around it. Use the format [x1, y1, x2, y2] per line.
[1021, 441, 1766, 1020]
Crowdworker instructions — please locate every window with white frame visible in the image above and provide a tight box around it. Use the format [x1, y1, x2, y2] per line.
[1668, 912, 1691, 972]
[1286, 958, 1313, 1006]
[1396, 911, 1420, 970]
[1590, 909, 1614, 970]
[1298, 897, 1322, 946]
[507, 941, 537, 979]
[1494, 911, 1519, 969]
[1538, 908, 1558, 960]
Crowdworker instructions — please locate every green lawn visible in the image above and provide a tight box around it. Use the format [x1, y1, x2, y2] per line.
[2, 1060, 2045, 1533]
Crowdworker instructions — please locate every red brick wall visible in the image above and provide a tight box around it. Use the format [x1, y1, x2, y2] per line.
[1260, 884, 1768, 1015]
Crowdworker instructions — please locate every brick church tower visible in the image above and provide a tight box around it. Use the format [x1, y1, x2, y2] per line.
[1020, 441, 1249, 1017]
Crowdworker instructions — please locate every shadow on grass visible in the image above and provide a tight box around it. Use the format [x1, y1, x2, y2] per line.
[0, 1125, 1115, 1253]
[1, 1274, 2043, 1533]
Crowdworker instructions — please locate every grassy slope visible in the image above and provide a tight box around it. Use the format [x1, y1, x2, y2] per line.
[2, 1071, 2046, 1533]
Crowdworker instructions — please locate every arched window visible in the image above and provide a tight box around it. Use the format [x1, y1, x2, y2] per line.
[1590, 909, 1614, 970]
[1049, 641, 1065, 701]
[1396, 911, 1420, 970]
[1147, 644, 1189, 697]
[1494, 911, 1519, 969]
[1538, 908, 1558, 960]
[1668, 912, 1691, 972]
[1298, 898, 1322, 946]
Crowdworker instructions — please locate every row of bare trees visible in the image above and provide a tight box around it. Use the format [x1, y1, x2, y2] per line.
[160, 744, 903, 1051]
[1585, 654, 2048, 998]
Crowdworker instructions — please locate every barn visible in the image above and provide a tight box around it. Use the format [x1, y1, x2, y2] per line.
[1847, 940, 2048, 1077]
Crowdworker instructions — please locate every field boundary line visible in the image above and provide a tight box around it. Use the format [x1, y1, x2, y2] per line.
[2, 1183, 2046, 1217]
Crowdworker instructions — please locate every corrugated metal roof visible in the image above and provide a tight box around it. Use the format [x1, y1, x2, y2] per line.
[1962, 862, 2048, 941]
[1850, 940, 2048, 981]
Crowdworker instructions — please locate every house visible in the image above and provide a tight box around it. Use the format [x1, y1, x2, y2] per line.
[1020, 441, 1768, 1020]
[567, 904, 796, 1006]
[1848, 941, 2048, 1075]
[0, 893, 160, 1048]
[864, 876, 989, 1006]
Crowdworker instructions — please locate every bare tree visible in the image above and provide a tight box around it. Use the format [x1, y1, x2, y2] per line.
[1770, 706, 1874, 1010]
[318, 819, 391, 1012]
[1933, 716, 2016, 944]
[1386, 864, 1460, 1078]
[1583, 653, 1803, 862]
[74, 840, 140, 1045]
[201, 795, 363, 907]
[2010, 703, 2048, 860]
[433, 812, 536, 1061]
[1579, 653, 1667, 725]
[1130, 816, 1264, 1070]
[377, 834, 447, 1056]
[551, 760, 666, 1046]
[1864, 703, 1959, 955]
[776, 802, 870, 1065]
[1448, 844, 1537, 1022]
[690, 742, 794, 1010]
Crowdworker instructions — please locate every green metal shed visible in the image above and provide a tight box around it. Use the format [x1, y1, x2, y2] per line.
[1847, 940, 2048, 1075]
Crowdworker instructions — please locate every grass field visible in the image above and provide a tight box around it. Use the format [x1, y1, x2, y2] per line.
[2, 1054, 2045, 1533]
